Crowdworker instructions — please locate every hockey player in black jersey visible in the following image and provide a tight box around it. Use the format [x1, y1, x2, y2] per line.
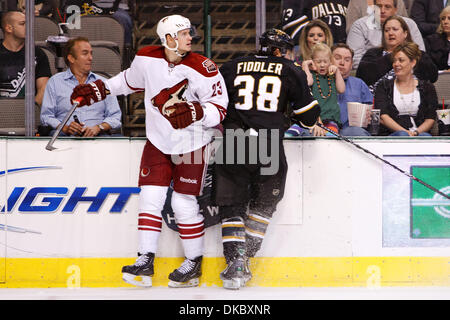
[213, 29, 320, 290]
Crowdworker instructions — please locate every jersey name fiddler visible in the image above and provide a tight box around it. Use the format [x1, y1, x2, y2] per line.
[236, 61, 283, 75]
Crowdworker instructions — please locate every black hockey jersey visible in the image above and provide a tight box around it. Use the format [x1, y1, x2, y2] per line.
[219, 54, 319, 132]
[281, 0, 349, 44]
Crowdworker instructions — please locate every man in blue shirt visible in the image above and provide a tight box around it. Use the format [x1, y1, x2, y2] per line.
[331, 43, 373, 136]
[40, 36, 122, 136]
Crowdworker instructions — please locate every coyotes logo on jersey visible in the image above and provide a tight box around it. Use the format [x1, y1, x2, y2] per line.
[151, 79, 188, 116]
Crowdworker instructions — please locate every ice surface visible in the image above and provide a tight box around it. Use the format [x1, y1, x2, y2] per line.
[0, 286, 448, 300]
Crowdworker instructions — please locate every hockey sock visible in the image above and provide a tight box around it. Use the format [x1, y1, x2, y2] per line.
[138, 213, 162, 254]
[245, 212, 271, 257]
[137, 185, 168, 254]
[177, 220, 205, 260]
[172, 191, 205, 260]
[221, 217, 246, 264]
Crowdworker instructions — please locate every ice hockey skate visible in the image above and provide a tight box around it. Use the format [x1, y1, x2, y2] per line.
[242, 257, 252, 284]
[122, 252, 154, 287]
[168, 256, 202, 288]
[220, 256, 251, 290]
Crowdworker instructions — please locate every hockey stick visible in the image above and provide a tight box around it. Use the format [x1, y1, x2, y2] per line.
[45, 86, 111, 151]
[45, 97, 83, 151]
[316, 123, 450, 200]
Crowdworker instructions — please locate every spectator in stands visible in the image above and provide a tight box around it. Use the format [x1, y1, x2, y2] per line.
[403, 0, 414, 16]
[375, 42, 437, 136]
[93, 1, 133, 46]
[424, 6, 450, 71]
[4, 0, 19, 11]
[410, 0, 447, 38]
[40, 36, 122, 136]
[286, 41, 342, 137]
[347, 0, 425, 70]
[345, 0, 408, 34]
[356, 15, 438, 94]
[302, 43, 345, 136]
[331, 43, 373, 136]
[281, 0, 349, 45]
[0, 11, 51, 105]
[298, 19, 334, 62]
[17, 0, 59, 17]
[60, 0, 133, 47]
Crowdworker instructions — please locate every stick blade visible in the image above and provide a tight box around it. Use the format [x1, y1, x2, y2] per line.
[45, 144, 57, 151]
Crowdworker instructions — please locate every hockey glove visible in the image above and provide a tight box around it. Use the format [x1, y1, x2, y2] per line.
[292, 100, 321, 128]
[70, 79, 107, 107]
[161, 101, 204, 129]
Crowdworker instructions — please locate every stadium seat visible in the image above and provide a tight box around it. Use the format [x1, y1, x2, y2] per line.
[34, 16, 60, 42]
[434, 72, 450, 104]
[68, 15, 125, 58]
[0, 99, 40, 136]
[91, 45, 122, 77]
[36, 44, 58, 75]
[93, 71, 112, 79]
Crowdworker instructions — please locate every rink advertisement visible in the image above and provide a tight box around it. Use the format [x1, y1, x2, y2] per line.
[0, 137, 449, 288]
[382, 155, 450, 247]
[411, 166, 450, 239]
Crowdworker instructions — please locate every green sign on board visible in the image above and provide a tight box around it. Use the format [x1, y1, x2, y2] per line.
[410, 166, 450, 239]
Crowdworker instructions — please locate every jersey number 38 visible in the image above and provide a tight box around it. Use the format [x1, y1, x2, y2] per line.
[234, 75, 281, 112]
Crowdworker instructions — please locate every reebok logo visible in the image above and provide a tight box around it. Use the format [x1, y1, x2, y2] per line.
[180, 177, 197, 184]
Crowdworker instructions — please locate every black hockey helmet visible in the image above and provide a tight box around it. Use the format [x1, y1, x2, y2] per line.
[259, 28, 294, 56]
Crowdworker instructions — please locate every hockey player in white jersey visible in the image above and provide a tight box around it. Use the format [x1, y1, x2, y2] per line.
[70, 14, 228, 288]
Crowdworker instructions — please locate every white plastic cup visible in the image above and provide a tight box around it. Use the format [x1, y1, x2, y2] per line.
[436, 109, 450, 136]
[369, 109, 380, 135]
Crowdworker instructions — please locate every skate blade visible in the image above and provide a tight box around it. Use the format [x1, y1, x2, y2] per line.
[242, 275, 252, 287]
[221, 278, 243, 290]
[168, 278, 199, 288]
[122, 273, 152, 287]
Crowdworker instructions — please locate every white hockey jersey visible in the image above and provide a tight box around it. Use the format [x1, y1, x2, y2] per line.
[106, 46, 228, 154]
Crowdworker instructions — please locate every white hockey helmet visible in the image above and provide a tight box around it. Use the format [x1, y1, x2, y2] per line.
[157, 15, 191, 55]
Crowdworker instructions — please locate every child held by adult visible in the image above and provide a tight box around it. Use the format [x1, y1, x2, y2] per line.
[302, 43, 346, 136]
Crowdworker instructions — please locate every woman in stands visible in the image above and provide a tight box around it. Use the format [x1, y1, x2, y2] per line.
[356, 15, 438, 93]
[298, 19, 334, 62]
[424, 6, 450, 72]
[375, 42, 438, 136]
